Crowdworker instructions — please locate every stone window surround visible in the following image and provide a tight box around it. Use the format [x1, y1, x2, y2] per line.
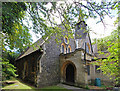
[61, 43, 66, 53]
[64, 36, 69, 44]
[67, 45, 72, 53]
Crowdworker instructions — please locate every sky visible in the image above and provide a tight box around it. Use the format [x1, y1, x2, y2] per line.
[87, 15, 117, 42]
[30, 1, 118, 43]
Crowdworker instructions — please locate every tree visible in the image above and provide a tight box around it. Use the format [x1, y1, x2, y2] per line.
[92, 29, 118, 51]
[2, 2, 32, 53]
[2, 49, 19, 80]
[2, 1, 119, 52]
[26, 1, 118, 43]
[93, 26, 120, 86]
[1, 1, 119, 81]
[1, 2, 31, 81]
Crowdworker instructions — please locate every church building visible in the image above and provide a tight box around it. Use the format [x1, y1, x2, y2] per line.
[15, 21, 113, 88]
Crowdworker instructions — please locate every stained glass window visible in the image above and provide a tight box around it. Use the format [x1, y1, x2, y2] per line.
[62, 45, 64, 53]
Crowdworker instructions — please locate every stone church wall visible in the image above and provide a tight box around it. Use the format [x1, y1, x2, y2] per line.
[90, 64, 114, 86]
[37, 34, 76, 87]
[60, 50, 87, 87]
[15, 50, 42, 86]
[37, 35, 61, 87]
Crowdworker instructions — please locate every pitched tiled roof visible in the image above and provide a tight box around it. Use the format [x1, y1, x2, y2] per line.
[16, 38, 45, 60]
[94, 51, 111, 59]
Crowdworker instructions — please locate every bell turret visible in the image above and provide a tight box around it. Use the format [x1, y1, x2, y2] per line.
[75, 21, 87, 39]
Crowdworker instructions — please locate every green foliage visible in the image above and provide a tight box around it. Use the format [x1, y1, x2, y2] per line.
[2, 59, 18, 81]
[1, 49, 19, 81]
[3, 50, 19, 65]
[92, 38, 108, 51]
[2, 79, 34, 89]
[2, 78, 69, 90]
[2, 2, 32, 53]
[1, 1, 119, 83]
[93, 27, 120, 85]
[2, 2, 27, 33]
[2, 1, 118, 52]
[2, 62, 17, 81]
[92, 29, 119, 51]
[25, 1, 118, 44]
[85, 85, 90, 89]
[2, 2, 30, 81]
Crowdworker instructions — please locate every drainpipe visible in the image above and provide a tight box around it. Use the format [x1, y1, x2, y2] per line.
[84, 42, 86, 65]
[84, 42, 88, 85]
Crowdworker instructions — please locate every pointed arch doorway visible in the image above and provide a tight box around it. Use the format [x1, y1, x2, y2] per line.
[66, 63, 75, 83]
[61, 61, 76, 84]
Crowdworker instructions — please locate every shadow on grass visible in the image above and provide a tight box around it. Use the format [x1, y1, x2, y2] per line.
[2, 78, 71, 91]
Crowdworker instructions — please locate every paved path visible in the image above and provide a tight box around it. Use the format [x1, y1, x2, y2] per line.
[57, 83, 84, 91]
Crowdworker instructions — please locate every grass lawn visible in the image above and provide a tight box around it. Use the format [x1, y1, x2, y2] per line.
[3, 78, 113, 90]
[2, 78, 71, 91]
[2, 79, 34, 89]
[40, 86, 72, 91]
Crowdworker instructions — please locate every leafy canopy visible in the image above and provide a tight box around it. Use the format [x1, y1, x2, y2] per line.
[2, 2, 32, 53]
[1, 1, 119, 81]
[92, 26, 120, 85]
[2, 1, 118, 52]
